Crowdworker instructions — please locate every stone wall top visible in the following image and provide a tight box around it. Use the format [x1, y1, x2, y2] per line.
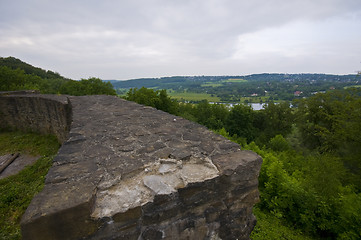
[1, 93, 262, 239]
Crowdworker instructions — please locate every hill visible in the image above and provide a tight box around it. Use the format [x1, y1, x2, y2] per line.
[111, 74, 360, 102]
[0, 57, 116, 96]
[0, 57, 69, 80]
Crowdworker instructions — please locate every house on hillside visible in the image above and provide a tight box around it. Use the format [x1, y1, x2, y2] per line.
[294, 91, 302, 97]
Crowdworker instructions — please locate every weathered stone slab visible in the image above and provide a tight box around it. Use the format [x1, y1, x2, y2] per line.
[1, 93, 262, 240]
[0, 154, 18, 173]
[0, 154, 39, 179]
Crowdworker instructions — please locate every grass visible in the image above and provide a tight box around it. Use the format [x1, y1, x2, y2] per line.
[0, 131, 60, 156]
[168, 91, 221, 102]
[0, 131, 60, 240]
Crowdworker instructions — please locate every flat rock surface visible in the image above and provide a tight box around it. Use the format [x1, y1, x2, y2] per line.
[18, 95, 262, 240]
[23, 95, 241, 220]
[0, 154, 13, 167]
[0, 154, 40, 179]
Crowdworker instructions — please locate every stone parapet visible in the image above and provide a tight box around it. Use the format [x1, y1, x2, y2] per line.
[0, 92, 71, 143]
[1, 93, 262, 239]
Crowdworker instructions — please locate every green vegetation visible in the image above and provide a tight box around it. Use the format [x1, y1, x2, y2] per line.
[200, 82, 223, 87]
[58, 77, 116, 96]
[125, 87, 179, 115]
[0, 132, 60, 156]
[223, 78, 247, 83]
[2, 57, 361, 239]
[126, 87, 361, 239]
[243, 141, 361, 240]
[168, 91, 220, 102]
[0, 57, 116, 96]
[112, 73, 359, 103]
[0, 57, 65, 80]
[0, 131, 60, 240]
[344, 85, 361, 89]
[241, 96, 278, 104]
[251, 207, 315, 240]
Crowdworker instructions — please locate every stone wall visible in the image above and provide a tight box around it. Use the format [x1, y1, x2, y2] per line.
[0, 92, 72, 143]
[1, 93, 262, 240]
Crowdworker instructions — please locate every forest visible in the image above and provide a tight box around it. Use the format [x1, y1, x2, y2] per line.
[1, 56, 360, 239]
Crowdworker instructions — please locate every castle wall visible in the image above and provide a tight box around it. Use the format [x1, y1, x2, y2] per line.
[1, 93, 262, 240]
[0, 92, 71, 143]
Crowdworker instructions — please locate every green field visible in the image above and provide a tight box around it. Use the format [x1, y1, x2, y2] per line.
[344, 85, 361, 89]
[240, 96, 281, 103]
[168, 92, 276, 103]
[223, 78, 248, 83]
[200, 82, 223, 87]
[168, 91, 220, 102]
[200, 78, 248, 87]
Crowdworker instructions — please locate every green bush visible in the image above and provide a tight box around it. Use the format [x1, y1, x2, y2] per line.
[251, 207, 315, 240]
[269, 135, 290, 152]
[244, 142, 361, 239]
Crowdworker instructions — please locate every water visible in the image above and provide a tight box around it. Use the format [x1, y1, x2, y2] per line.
[248, 103, 265, 110]
[209, 102, 266, 110]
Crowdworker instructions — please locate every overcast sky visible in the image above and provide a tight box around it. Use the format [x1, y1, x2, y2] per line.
[1, 0, 361, 80]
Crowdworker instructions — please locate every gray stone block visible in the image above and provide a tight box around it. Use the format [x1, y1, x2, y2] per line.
[0, 93, 262, 240]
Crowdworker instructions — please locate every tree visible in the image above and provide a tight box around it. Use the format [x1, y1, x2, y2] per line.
[261, 101, 294, 140]
[0, 66, 46, 92]
[225, 104, 256, 142]
[209, 103, 229, 130]
[155, 89, 179, 115]
[294, 90, 358, 152]
[294, 89, 361, 189]
[269, 135, 290, 152]
[194, 100, 213, 127]
[79, 77, 116, 95]
[59, 78, 116, 96]
[125, 87, 178, 114]
[126, 87, 160, 107]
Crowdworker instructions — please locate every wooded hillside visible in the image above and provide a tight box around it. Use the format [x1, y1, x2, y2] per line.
[0, 57, 116, 96]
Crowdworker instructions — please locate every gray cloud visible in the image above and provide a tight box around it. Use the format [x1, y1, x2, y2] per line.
[1, 0, 361, 79]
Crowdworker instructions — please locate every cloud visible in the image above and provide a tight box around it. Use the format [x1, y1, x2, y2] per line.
[1, 0, 361, 79]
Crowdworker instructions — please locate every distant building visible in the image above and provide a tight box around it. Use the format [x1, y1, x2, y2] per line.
[294, 91, 302, 97]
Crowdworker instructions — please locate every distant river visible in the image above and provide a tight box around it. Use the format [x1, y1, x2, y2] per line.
[248, 103, 265, 110]
[210, 102, 266, 110]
